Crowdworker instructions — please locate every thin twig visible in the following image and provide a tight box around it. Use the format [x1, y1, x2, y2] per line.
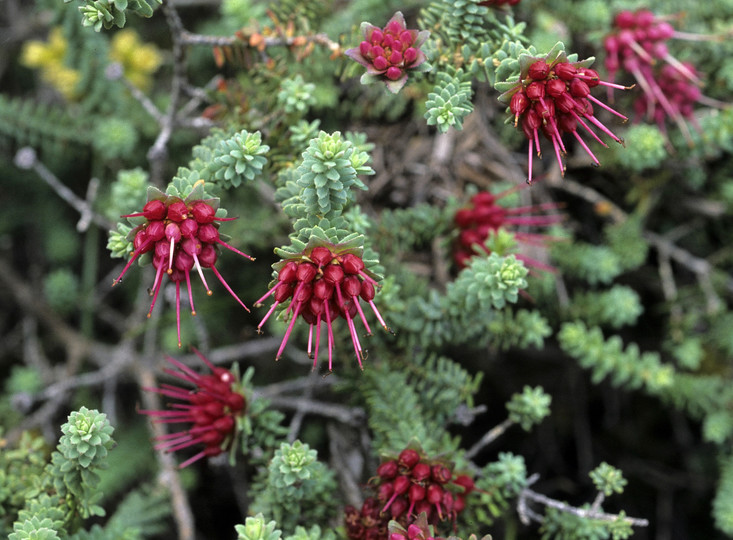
[546, 175, 731, 307]
[14, 148, 114, 231]
[179, 30, 340, 54]
[464, 418, 515, 460]
[263, 395, 366, 426]
[519, 486, 649, 527]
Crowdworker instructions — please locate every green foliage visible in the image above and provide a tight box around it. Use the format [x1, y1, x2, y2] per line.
[235, 514, 282, 540]
[602, 217, 648, 273]
[551, 242, 623, 286]
[713, 453, 733, 535]
[589, 463, 627, 497]
[468, 453, 527, 525]
[9, 517, 61, 540]
[59, 406, 115, 469]
[539, 506, 633, 540]
[103, 487, 171, 539]
[408, 354, 484, 428]
[449, 253, 528, 310]
[204, 130, 270, 188]
[277, 75, 317, 115]
[558, 321, 675, 393]
[250, 441, 337, 533]
[283, 131, 372, 222]
[3, 408, 117, 538]
[486, 308, 552, 350]
[615, 125, 667, 173]
[424, 67, 474, 132]
[361, 361, 461, 456]
[0, 95, 92, 151]
[106, 168, 149, 220]
[506, 385, 551, 431]
[43, 269, 80, 315]
[92, 117, 139, 161]
[565, 285, 643, 329]
[65, 0, 162, 31]
[284, 525, 337, 540]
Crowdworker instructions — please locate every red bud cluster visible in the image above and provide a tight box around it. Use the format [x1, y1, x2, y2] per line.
[604, 9, 707, 142]
[633, 62, 702, 134]
[114, 198, 252, 347]
[506, 57, 629, 183]
[255, 245, 390, 371]
[345, 447, 477, 539]
[453, 189, 562, 270]
[345, 11, 430, 93]
[140, 349, 246, 468]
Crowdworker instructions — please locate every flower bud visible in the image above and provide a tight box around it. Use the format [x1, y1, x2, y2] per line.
[167, 201, 189, 222]
[377, 459, 399, 479]
[142, 199, 166, 220]
[198, 223, 219, 244]
[398, 448, 421, 469]
[323, 264, 345, 285]
[527, 60, 550, 80]
[191, 202, 216, 223]
[310, 247, 333, 267]
[296, 262, 317, 283]
[278, 261, 298, 283]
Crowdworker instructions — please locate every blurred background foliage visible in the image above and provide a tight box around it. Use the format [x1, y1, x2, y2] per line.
[1, 0, 733, 539]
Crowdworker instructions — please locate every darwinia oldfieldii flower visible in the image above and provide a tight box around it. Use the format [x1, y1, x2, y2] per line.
[453, 188, 563, 271]
[345, 11, 430, 94]
[113, 190, 252, 347]
[140, 349, 246, 468]
[344, 447, 478, 539]
[255, 243, 390, 372]
[500, 53, 631, 183]
[603, 9, 714, 142]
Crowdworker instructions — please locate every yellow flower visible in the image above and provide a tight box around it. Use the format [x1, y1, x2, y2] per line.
[109, 29, 163, 90]
[20, 28, 81, 100]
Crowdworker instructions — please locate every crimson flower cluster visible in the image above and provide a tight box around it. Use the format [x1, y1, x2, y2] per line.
[113, 197, 252, 346]
[503, 57, 629, 183]
[140, 349, 246, 468]
[603, 9, 704, 140]
[255, 245, 389, 371]
[344, 448, 477, 539]
[390, 522, 438, 540]
[345, 11, 430, 93]
[633, 62, 702, 133]
[453, 189, 562, 271]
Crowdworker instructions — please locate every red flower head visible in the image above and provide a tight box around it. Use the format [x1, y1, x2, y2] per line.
[603, 9, 709, 143]
[255, 241, 390, 372]
[140, 349, 247, 468]
[346, 445, 478, 538]
[499, 49, 631, 183]
[453, 186, 563, 271]
[112, 185, 252, 347]
[345, 11, 430, 94]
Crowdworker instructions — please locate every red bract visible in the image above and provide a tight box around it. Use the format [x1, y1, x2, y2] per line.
[500, 56, 630, 183]
[345, 497, 390, 540]
[453, 188, 563, 271]
[345, 11, 430, 94]
[603, 9, 709, 143]
[255, 244, 390, 372]
[345, 446, 477, 538]
[139, 349, 246, 468]
[113, 196, 252, 347]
